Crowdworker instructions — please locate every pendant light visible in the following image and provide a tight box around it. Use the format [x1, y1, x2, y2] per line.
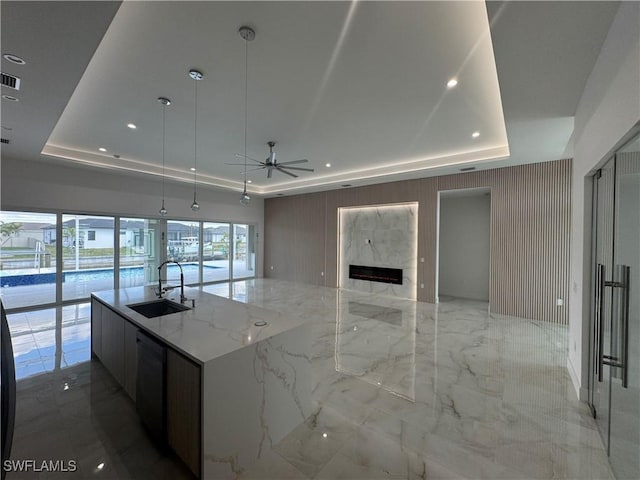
[189, 69, 203, 212]
[158, 96, 171, 216]
[239, 26, 255, 206]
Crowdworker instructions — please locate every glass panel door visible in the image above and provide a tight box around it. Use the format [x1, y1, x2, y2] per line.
[608, 148, 640, 479]
[0, 211, 57, 309]
[166, 220, 200, 285]
[232, 224, 255, 280]
[590, 135, 640, 479]
[119, 218, 159, 288]
[591, 158, 616, 450]
[62, 215, 115, 301]
[202, 222, 230, 283]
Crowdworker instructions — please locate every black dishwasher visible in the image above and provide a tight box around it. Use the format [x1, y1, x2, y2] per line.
[136, 330, 166, 444]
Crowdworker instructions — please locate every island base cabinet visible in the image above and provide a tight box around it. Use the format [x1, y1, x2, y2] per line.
[91, 298, 137, 401]
[123, 320, 139, 401]
[100, 305, 125, 386]
[167, 349, 201, 478]
[90, 299, 102, 360]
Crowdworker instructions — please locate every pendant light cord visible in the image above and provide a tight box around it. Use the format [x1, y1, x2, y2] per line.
[162, 103, 166, 203]
[193, 76, 198, 197]
[243, 34, 248, 193]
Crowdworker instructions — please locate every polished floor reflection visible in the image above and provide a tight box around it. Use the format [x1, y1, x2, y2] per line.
[210, 279, 613, 480]
[7, 303, 92, 380]
[8, 279, 612, 479]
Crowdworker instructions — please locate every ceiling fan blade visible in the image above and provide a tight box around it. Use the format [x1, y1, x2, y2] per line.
[276, 167, 298, 178]
[225, 162, 255, 166]
[234, 153, 262, 164]
[277, 159, 308, 166]
[280, 166, 314, 172]
[246, 166, 265, 172]
[267, 168, 273, 179]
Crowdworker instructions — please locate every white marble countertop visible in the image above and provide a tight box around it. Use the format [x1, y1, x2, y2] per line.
[91, 286, 308, 364]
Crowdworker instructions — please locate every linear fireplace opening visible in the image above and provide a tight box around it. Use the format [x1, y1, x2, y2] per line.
[349, 265, 403, 285]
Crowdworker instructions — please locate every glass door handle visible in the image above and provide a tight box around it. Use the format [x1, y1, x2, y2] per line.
[601, 265, 630, 388]
[618, 265, 630, 388]
[596, 263, 605, 382]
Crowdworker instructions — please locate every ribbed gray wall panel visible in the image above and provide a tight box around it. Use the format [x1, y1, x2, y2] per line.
[264, 159, 572, 323]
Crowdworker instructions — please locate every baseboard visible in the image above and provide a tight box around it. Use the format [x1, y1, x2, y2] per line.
[567, 356, 588, 401]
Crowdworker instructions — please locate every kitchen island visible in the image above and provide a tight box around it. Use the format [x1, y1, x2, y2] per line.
[91, 285, 312, 479]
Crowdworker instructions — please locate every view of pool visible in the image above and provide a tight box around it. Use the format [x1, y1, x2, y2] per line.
[1, 264, 219, 287]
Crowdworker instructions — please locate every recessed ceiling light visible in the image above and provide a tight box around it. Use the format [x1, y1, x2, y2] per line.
[98, 147, 107, 152]
[247, 180, 252, 184]
[322, 433, 328, 438]
[190, 167, 196, 171]
[472, 131, 480, 138]
[96, 463, 105, 471]
[127, 123, 137, 129]
[325, 163, 331, 168]
[2, 94, 19, 102]
[3, 53, 25, 65]
[446, 78, 458, 89]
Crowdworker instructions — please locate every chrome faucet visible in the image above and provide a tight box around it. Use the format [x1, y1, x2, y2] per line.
[157, 260, 187, 304]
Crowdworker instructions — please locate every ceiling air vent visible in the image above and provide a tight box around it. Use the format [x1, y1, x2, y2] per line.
[0, 138, 10, 144]
[1, 72, 21, 90]
[460, 166, 476, 172]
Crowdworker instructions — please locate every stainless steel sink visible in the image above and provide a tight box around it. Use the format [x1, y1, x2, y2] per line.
[127, 299, 190, 318]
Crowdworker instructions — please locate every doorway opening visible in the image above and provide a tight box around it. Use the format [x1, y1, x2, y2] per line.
[436, 187, 491, 303]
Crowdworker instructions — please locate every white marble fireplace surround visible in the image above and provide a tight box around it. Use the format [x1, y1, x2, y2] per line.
[339, 203, 418, 299]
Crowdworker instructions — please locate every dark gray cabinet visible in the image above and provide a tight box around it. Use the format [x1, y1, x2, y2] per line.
[167, 349, 201, 477]
[124, 320, 139, 401]
[91, 296, 202, 478]
[90, 299, 102, 360]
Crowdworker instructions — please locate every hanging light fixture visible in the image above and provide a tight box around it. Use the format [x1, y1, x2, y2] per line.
[157, 96, 171, 216]
[239, 25, 255, 206]
[189, 69, 203, 212]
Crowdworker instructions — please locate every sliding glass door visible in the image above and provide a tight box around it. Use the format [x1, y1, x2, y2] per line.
[0, 211, 57, 309]
[119, 218, 160, 288]
[203, 222, 230, 283]
[589, 136, 640, 479]
[166, 220, 200, 285]
[62, 215, 115, 301]
[233, 224, 255, 280]
[1, 213, 257, 310]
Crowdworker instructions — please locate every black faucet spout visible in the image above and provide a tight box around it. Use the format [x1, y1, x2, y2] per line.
[157, 260, 187, 303]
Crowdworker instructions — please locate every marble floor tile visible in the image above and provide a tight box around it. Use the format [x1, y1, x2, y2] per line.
[273, 405, 358, 478]
[6, 280, 617, 480]
[238, 450, 310, 480]
[10, 362, 195, 480]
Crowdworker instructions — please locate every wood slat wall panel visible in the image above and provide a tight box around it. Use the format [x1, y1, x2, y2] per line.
[264, 159, 572, 323]
[294, 192, 327, 285]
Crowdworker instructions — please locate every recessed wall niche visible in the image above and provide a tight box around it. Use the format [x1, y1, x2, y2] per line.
[338, 203, 418, 299]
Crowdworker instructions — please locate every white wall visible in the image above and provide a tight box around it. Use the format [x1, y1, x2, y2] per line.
[438, 194, 491, 301]
[568, 1, 640, 399]
[0, 156, 265, 277]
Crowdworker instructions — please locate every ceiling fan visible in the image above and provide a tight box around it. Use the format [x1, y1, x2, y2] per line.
[227, 141, 314, 179]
